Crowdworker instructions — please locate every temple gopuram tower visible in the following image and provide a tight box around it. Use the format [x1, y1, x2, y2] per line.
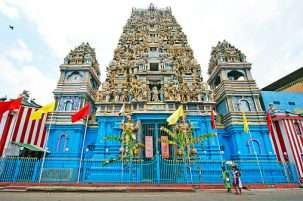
[94, 4, 217, 161]
[48, 42, 100, 158]
[207, 40, 287, 182]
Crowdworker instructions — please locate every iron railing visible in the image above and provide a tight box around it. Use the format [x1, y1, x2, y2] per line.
[0, 157, 299, 184]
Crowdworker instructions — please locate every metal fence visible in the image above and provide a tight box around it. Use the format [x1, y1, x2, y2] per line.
[0, 157, 298, 184]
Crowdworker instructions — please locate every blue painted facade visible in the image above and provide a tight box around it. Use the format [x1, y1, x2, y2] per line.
[32, 111, 294, 184]
[0, 112, 293, 184]
[217, 125, 277, 160]
[46, 114, 222, 160]
[261, 91, 303, 113]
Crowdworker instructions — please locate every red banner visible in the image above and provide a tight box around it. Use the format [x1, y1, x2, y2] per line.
[145, 136, 153, 158]
[161, 136, 169, 159]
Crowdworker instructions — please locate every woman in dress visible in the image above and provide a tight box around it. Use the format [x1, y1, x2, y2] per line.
[222, 166, 231, 192]
[232, 165, 242, 195]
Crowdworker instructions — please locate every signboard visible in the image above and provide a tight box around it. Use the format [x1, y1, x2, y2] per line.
[145, 136, 153, 158]
[161, 136, 169, 159]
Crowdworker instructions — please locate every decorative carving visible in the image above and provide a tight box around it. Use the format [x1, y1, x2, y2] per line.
[151, 86, 160, 102]
[96, 4, 214, 111]
[64, 42, 100, 75]
[208, 40, 247, 74]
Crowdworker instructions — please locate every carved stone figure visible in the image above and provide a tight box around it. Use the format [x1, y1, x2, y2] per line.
[176, 116, 192, 134]
[142, 84, 150, 101]
[115, 88, 122, 102]
[151, 86, 159, 102]
[164, 84, 171, 101]
[122, 115, 137, 130]
[121, 89, 129, 102]
[180, 82, 190, 102]
[191, 82, 200, 101]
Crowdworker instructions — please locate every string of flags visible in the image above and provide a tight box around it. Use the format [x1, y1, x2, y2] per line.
[0, 97, 91, 123]
[1, 97, 260, 134]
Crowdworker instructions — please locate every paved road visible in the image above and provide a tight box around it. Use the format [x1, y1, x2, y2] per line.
[0, 189, 302, 201]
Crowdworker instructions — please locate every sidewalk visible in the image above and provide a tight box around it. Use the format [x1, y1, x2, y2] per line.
[0, 183, 301, 192]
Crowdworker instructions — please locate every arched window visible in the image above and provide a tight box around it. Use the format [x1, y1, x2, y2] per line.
[64, 100, 73, 111]
[57, 134, 68, 152]
[247, 139, 261, 154]
[227, 70, 245, 81]
[239, 99, 251, 112]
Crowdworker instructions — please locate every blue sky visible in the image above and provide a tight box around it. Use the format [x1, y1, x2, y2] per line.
[0, 0, 303, 104]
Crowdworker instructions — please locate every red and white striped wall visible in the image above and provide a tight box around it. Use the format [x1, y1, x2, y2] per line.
[269, 114, 303, 181]
[0, 106, 48, 157]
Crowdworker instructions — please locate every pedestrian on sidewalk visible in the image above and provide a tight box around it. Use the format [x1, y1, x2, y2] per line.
[232, 165, 242, 195]
[221, 166, 231, 192]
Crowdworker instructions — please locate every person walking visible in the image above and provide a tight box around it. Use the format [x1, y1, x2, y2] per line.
[232, 165, 242, 195]
[222, 166, 231, 192]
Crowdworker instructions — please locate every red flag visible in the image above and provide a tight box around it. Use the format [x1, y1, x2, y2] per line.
[71, 103, 90, 123]
[8, 97, 22, 110]
[0, 97, 22, 122]
[211, 110, 216, 129]
[0, 101, 9, 121]
[266, 112, 273, 134]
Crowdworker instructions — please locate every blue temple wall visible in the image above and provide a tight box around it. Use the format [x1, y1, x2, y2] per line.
[261, 91, 303, 113]
[81, 127, 98, 159]
[217, 124, 290, 183]
[0, 113, 292, 183]
[38, 113, 291, 183]
[217, 125, 277, 161]
[93, 115, 125, 159]
[46, 124, 86, 158]
[93, 113, 221, 161]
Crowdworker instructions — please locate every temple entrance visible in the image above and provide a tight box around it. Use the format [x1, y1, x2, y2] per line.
[142, 122, 168, 160]
[141, 122, 179, 183]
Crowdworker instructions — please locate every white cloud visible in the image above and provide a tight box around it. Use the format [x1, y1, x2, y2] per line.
[0, 0, 19, 18]
[3, 0, 303, 92]
[0, 56, 56, 104]
[8, 39, 32, 62]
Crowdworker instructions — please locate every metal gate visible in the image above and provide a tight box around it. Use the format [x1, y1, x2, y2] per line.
[141, 122, 182, 183]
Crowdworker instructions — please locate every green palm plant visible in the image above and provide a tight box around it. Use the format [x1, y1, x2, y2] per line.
[103, 127, 144, 166]
[160, 126, 216, 160]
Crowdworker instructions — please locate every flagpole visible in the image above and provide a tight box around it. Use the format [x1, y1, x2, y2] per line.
[248, 128, 265, 184]
[121, 113, 126, 183]
[77, 115, 89, 183]
[214, 127, 224, 166]
[38, 112, 54, 183]
[181, 105, 193, 183]
[210, 110, 224, 167]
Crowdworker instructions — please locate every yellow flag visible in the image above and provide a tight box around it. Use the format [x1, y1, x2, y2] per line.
[167, 105, 185, 125]
[40, 102, 56, 113]
[242, 112, 249, 133]
[30, 110, 43, 121]
[30, 101, 55, 120]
